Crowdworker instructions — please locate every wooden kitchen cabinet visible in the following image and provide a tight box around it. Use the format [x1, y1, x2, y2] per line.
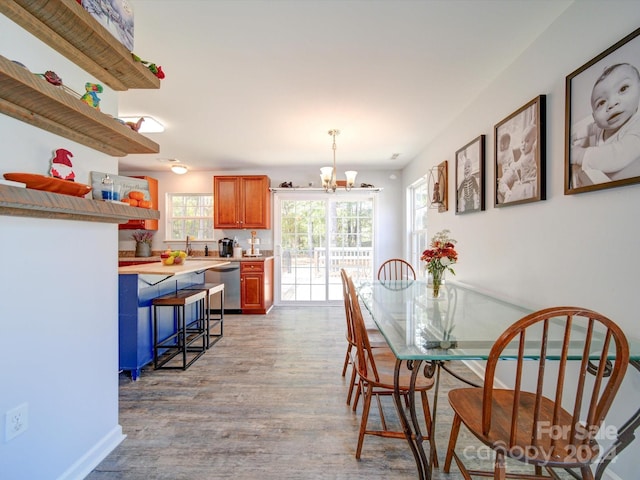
[214, 175, 271, 229]
[118, 176, 159, 231]
[240, 259, 273, 314]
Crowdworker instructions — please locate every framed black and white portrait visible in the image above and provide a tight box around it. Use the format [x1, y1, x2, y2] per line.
[494, 95, 546, 207]
[565, 27, 640, 194]
[455, 135, 485, 214]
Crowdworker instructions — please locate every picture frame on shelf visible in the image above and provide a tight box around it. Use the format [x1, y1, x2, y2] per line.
[565, 27, 640, 195]
[455, 135, 485, 214]
[429, 160, 448, 212]
[494, 95, 546, 207]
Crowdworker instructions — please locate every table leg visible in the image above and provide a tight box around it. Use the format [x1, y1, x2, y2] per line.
[594, 360, 640, 480]
[393, 359, 426, 479]
[393, 358, 440, 480]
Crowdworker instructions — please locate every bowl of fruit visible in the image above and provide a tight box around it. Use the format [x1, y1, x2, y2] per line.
[161, 250, 188, 266]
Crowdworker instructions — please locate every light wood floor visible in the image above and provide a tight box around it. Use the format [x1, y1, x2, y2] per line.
[85, 306, 522, 479]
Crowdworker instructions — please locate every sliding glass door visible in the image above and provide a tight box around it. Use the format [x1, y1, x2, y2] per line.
[274, 192, 375, 304]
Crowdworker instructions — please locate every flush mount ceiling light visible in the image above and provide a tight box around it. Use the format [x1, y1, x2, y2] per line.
[320, 129, 357, 192]
[118, 116, 165, 133]
[166, 159, 188, 174]
[170, 163, 188, 175]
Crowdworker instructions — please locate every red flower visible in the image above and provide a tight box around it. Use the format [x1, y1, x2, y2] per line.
[421, 230, 458, 275]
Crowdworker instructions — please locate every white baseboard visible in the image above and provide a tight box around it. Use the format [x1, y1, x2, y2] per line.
[57, 425, 125, 480]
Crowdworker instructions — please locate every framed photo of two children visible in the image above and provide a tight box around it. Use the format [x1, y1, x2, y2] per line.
[565, 26, 640, 194]
[494, 95, 546, 207]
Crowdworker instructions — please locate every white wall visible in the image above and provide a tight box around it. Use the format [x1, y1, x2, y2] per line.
[119, 167, 404, 267]
[0, 16, 124, 480]
[402, 2, 640, 478]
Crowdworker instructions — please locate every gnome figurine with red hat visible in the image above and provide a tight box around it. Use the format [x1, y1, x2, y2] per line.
[50, 148, 75, 182]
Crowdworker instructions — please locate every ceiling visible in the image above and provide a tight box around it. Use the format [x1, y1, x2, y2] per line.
[117, 0, 572, 174]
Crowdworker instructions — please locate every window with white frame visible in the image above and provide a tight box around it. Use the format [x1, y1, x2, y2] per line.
[409, 177, 429, 277]
[166, 193, 214, 241]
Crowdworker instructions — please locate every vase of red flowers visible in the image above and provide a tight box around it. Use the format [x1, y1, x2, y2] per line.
[421, 229, 458, 298]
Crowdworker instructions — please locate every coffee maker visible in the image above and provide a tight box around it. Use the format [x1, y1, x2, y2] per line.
[218, 238, 234, 257]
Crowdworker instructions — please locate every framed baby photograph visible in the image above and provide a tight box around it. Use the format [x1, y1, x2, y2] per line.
[494, 95, 546, 207]
[565, 26, 640, 195]
[455, 135, 485, 214]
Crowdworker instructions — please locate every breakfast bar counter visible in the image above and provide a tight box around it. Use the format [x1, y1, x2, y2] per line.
[118, 259, 230, 380]
[118, 259, 230, 276]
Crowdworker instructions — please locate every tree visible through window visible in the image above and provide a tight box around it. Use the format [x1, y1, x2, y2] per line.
[166, 193, 214, 241]
[276, 193, 375, 303]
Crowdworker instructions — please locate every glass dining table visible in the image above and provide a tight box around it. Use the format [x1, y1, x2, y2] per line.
[356, 279, 640, 480]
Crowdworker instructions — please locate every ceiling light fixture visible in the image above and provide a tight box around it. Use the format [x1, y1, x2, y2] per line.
[118, 116, 165, 133]
[168, 159, 188, 175]
[320, 129, 357, 192]
[171, 164, 188, 175]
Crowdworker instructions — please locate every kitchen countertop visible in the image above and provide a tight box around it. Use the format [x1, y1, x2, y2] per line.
[214, 255, 274, 262]
[119, 255, 274, 264]
[118, 259, 231, 276]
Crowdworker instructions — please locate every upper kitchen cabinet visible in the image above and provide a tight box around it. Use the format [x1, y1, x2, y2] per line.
[118, 176, 158, 231]
[214, 176, 271, 229]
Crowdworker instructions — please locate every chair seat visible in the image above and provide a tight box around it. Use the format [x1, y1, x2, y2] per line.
[449, 388, 600, 468]
[357, 327, 388, 348]
[369, 349, 435, 392]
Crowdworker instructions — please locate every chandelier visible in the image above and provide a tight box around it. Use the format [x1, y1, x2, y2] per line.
[320, 129, 357, 192]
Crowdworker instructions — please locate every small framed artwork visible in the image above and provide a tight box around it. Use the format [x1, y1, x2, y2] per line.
[494, 95, 546, 207]
[565, 27, 640, 194]
[455, 135, 485, 214]
[428, 160, 448, 212]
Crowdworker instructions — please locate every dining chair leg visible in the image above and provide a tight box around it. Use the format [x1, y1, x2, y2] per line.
[342, 344, 352, 377]
[420, 390, 438, 468]
[347, 360, 358, 406]
[580, 466, 595, 480]
[356, 383, 373, 459]
[352, 381, 362, 412]
[494, 451, 506, 480]
[444, 412, 462, 473]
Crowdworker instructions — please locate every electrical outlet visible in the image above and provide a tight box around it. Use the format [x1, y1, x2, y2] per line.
[5, 403, 28, 441]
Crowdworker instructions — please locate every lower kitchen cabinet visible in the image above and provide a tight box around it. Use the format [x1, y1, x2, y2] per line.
[240, 258, 273, 314]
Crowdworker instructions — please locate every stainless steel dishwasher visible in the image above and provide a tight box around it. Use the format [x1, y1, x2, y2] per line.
[205, 262, 241, 313]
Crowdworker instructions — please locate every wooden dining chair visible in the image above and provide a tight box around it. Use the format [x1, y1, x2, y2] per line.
[345, 273, 437, 463]
[443, 306, 630, 480]
[340, 269, 389, 408]
[377, 258, 417, 281]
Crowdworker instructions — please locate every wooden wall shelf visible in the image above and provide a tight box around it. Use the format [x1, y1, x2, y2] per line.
[0, 185, 161, 224]
[0, 0, 160, 91]
[0, 55, 160, 157]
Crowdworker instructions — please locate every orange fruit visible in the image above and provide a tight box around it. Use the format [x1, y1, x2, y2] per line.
[129, 191, 145, 201]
